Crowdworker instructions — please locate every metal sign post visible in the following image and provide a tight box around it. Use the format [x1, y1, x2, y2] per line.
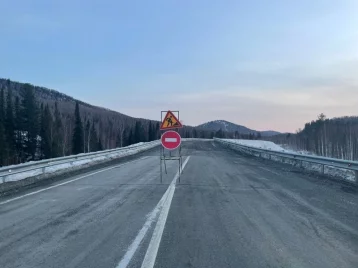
[160, 111, 183, 183]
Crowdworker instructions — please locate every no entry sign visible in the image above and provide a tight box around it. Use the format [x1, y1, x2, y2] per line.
[161, 131, 181, 150]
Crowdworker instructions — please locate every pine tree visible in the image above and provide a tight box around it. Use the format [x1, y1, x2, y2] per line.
[0, 87, 6, 166]
[215, 129, 223, 138]
[72, 101, 84, 154]
[90, 121, 98, 152]
[148, 121, 153, 141]
[20, 84, 39, 160]
[128, 128, 135, 145]
[210, 131, 215, 139]
[134, 121, 145, 143]
[97, 137, 103, 151]
[40, 104, 53, 159]
[14, 96, 21, 162]
[155, 122, 160, 139]
[85, 120, 90, 152]
[116, 132, 121, 147]
[122, 129, 129, 147]
[52, 102, 63, 157]
[5, 86, 15, 163]
[193, 129, 198, 138]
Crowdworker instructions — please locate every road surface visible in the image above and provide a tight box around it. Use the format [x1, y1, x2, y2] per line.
[0, 140, 357, 268]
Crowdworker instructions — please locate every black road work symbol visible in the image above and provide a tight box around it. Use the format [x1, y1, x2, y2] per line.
[166, 116, 173, 127]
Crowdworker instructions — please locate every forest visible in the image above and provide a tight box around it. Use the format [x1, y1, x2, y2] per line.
[1, 79, 356, 166]
[0, 80, 216, 167]
[265, 113, 358, 161]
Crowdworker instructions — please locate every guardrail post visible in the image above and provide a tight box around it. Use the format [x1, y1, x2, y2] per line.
[355, 171, 358, 184]
[1, 175, 5, 183]
[321, 164, 325, 175]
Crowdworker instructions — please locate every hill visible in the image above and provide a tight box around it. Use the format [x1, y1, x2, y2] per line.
[197, 120, 280, 137]
[0, 78, 215, 165]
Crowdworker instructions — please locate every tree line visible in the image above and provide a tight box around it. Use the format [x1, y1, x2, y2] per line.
[0, 82, 223, 167]
[264, 113, 358, 161]
[0, 83, 164, 167]
[213, 128, 261, 140]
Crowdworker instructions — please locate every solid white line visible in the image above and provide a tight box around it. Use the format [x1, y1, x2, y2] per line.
[141, 156, 191, 268]
[164, 138, 177, 142]
[116, 156, 190, 268]
[0, 157, 150, 206]
[116, 181, 170, 268]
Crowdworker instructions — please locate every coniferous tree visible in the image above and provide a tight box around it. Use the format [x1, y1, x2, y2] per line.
[52, 102, 63, 157]
[97, 137, 103, 151]
[40, 104, 53, 159]
[128, 128, 135, 145]
[72, 101, 84, 154]
[122, 129, 129, 147]
[0, 87, 5, 166]
[134, 121, 145, 143]
[90, 121, 98, 152]
[156, 122, 160, 139]
[14, 96, 22, 162]
[85, 119, 91, 152]
[148, 121, 153, 141]
[116, 132, 121, 147]
[5, 86, 15, 163]
[20, 84, 39, 160]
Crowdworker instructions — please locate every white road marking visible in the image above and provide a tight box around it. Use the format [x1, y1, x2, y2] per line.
[141, 156, 191, 268]
[0, 157, 150, 206]
[164, 138, 177, 142]
[116, 156, 190, 268]
[116, 182, 169, 268]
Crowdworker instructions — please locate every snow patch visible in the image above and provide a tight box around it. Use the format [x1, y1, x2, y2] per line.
[218, 139, 357, 183]
[0, 141, 160, 184]
[221, 139, 290, 152]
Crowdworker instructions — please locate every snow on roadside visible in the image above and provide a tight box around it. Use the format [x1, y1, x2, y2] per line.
[219, 139, 356, 183]
[221, 139, 290, 152]
[0, 141, 160, 184]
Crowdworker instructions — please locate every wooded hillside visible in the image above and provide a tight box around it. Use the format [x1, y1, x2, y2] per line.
[264, 113, 358, 161]
[0, 78, 214, 166]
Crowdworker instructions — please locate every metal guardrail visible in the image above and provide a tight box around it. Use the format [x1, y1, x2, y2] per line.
[0, 141, 160, 184]
[214, 138, 358, 182]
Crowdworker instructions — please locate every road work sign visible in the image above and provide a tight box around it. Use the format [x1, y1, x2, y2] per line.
[161, 131, 181, 150]
[160, 111, 183, 130]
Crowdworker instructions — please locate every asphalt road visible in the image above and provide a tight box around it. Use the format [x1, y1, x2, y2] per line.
[0, 140, 357, 268]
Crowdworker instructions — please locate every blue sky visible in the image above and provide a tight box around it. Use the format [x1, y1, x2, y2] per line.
[1, 0, 358, 132]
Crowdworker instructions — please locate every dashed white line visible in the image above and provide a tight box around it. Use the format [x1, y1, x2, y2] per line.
[0, 157, 149, 206]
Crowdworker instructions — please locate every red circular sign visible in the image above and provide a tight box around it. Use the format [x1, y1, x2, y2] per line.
[161, 131, 181, 150]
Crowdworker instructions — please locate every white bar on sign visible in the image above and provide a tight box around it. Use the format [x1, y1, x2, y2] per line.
[165, 138, 177, 142]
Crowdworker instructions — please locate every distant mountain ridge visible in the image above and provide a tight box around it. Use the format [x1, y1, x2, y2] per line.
[197, 120, 280, 137]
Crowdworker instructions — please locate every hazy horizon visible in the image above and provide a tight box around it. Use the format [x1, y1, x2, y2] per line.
[1, 0, 357, 132]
